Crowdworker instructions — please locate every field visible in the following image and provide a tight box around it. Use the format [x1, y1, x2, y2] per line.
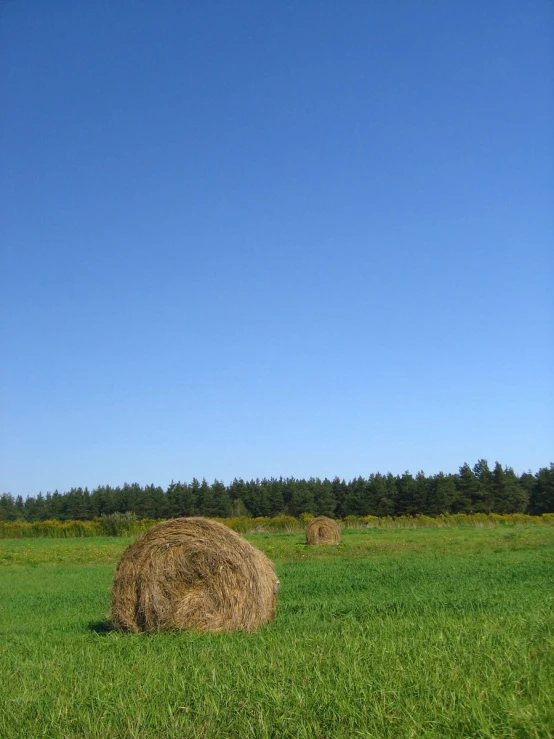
[1, 526, 553, 738]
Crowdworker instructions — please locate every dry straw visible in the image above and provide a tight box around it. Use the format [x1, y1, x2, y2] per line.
[111, 517, 279, 632]
[305, 516, 341, 545]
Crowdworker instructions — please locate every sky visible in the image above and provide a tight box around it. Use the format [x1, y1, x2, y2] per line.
[1, 1, 552, 497]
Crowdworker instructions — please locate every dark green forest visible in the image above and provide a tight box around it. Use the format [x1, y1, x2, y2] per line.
[1, 461, 553, 523]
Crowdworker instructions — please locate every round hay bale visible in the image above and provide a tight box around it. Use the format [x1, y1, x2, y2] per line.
[305, 516, 340, 545]
[111, 517, 279, 633]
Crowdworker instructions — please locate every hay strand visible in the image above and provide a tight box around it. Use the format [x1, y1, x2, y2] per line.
[111, 517, 279, 632]
[305, 516, 341, 545]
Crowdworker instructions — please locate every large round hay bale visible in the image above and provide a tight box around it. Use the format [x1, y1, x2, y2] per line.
[111, 517, 279, 633]
[305, 516, 340, 545]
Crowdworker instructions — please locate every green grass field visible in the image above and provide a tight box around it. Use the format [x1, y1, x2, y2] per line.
[1, 527, 553, 738]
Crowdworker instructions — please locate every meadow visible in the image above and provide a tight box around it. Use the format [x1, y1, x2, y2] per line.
[1, 526, 553, 738]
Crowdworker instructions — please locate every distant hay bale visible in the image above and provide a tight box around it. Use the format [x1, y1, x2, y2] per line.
[305, 516, 341, 545]
[111, 517, 279, 633]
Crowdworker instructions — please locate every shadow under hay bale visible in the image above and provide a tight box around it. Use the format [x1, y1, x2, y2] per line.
[305, 516, 341, 545]
[111, 517, 279, 633]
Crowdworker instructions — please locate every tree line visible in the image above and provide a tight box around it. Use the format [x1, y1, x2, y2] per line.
[1, 460, 553, 523]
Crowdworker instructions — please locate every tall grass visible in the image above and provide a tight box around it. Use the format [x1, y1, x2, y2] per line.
[0, 514, 158, 539]
[1, 512, 552, 539]
[347, 511, 554, 528]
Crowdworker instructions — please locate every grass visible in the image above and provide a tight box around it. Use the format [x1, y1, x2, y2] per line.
[1, 527, 553, 738]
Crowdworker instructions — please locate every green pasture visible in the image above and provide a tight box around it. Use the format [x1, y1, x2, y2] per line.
[1, 527, 553, 738]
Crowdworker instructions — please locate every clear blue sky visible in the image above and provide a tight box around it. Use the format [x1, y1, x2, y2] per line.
[1, 1, 552, 497]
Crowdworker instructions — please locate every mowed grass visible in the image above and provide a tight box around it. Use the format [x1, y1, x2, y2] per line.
[1, 528, 553, 738]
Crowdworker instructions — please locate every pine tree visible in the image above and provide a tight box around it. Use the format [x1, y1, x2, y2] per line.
[378, 474, 397, 517]
[395, 472, 416, 516]
[331, 478, 349, 517]
[314, 478, 337, 517]
[289, 479, 315, 516]
[473, 459, 493, 512]
[66, 488, 90, 520]
[519, 471, 536, 510]
[257, 479, 272, 517]
[492, 464, 528, 513]
[119, 483, 143, 515]
[167, 481, 197, 517]
[412, 471, 429, 515]
[189, 478, 201, 514]
[528, 464, 554, 514]
[243, 479, 262, 517]
[426, 473, 456, 515]
[341, 477, 366, 516]
[210, 479, 231, 517]
[15, 495, 25, 520]
[0, 494, 17, 521]
[228, 478, 251, 516]
[137, 484, 167, 518]
[197, 479, 213, 517]
[267, 478, 285, 516]
[454, 463, 479, 513]
[365, 473, 384, 516]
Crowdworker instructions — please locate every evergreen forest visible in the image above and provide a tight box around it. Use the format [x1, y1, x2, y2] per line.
[1, 460, 553, 522]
